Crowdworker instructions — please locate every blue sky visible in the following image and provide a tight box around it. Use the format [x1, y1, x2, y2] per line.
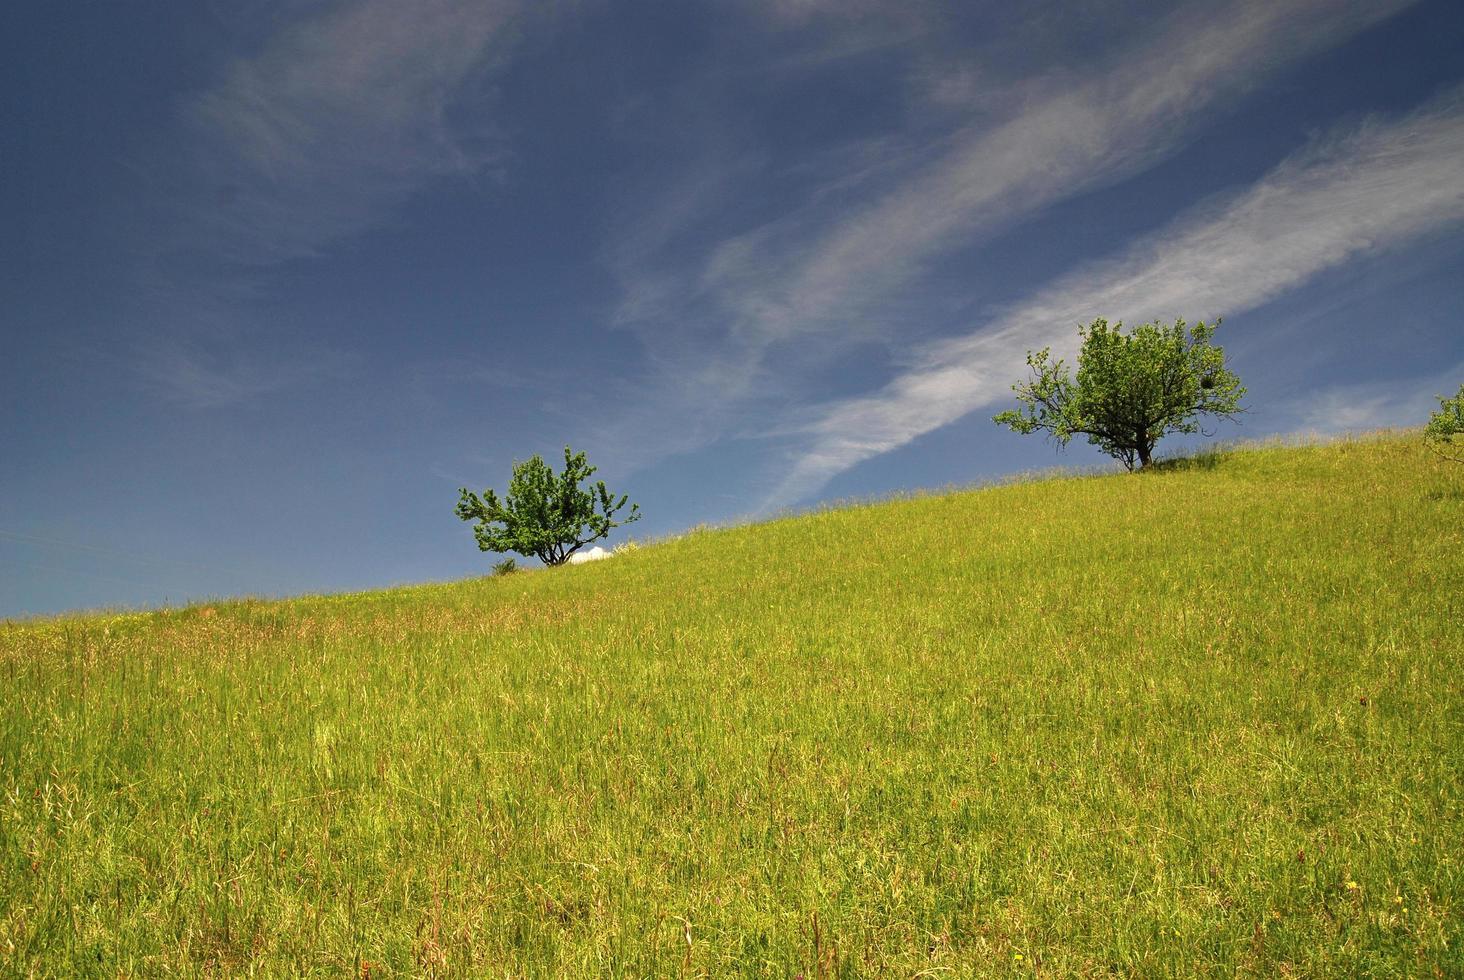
[4, 0, 1463, 617]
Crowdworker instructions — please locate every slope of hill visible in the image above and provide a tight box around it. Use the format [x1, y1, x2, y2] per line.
[3, 434, 1461, 975]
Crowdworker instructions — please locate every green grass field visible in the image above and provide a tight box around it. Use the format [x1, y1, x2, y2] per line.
[2, 434, 1461, 977]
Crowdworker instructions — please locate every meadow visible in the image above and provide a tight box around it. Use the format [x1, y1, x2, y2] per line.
[1, 433, 1460, 977]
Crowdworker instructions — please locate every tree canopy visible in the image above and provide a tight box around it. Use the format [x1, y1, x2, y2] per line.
[993, 317, 1244, 470]
[1424, 384, 1464, 463]
[455, 446, 640, 566]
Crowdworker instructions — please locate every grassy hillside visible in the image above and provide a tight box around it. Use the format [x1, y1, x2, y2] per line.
[3, 434, 1461, 977]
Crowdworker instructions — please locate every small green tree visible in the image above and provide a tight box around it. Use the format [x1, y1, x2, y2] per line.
[993, 317, 1244, 470]
[1423, 384, 1464, 463]
[456, 446, 641, 566]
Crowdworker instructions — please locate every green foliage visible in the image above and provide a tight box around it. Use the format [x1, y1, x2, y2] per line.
[1424, 384, 1464, 462]
[994, 317, 1245, 469]
[490, 557, 519, 576]
[456, 445, 640, 566]
[1, 435, 1461, 975]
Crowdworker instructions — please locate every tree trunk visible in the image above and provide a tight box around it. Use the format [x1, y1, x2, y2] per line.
[1137, 441, 1152, 468]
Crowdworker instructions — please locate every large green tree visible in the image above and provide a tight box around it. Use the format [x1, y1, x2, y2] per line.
[1423, 384, 1464, 463]
[994, 317, 1244, 470]
[455, 446, 640, 566]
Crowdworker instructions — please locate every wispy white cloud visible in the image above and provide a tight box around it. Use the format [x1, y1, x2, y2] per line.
[135, 336, 358, 409]
[132, 0, 527, 405]
[1284, 365, 1464, 434]
[706, 0, 1416, 348]
[767, 87, 1464, 506]
[601, 0, 1418, 465]
[747, 0, 937, 38]
[171, 0, 523, 266]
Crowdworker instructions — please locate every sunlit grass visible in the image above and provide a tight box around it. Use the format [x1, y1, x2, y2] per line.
[2, 433, 1460, 976]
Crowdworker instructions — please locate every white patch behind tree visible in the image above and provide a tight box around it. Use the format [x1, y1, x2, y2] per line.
[567, 546, 612, 565]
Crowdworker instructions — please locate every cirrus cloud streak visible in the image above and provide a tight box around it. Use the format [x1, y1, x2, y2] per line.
[769, 88, 1464, 507]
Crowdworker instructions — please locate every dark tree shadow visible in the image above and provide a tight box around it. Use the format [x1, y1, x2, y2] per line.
[1148, 450, 1224, 473]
